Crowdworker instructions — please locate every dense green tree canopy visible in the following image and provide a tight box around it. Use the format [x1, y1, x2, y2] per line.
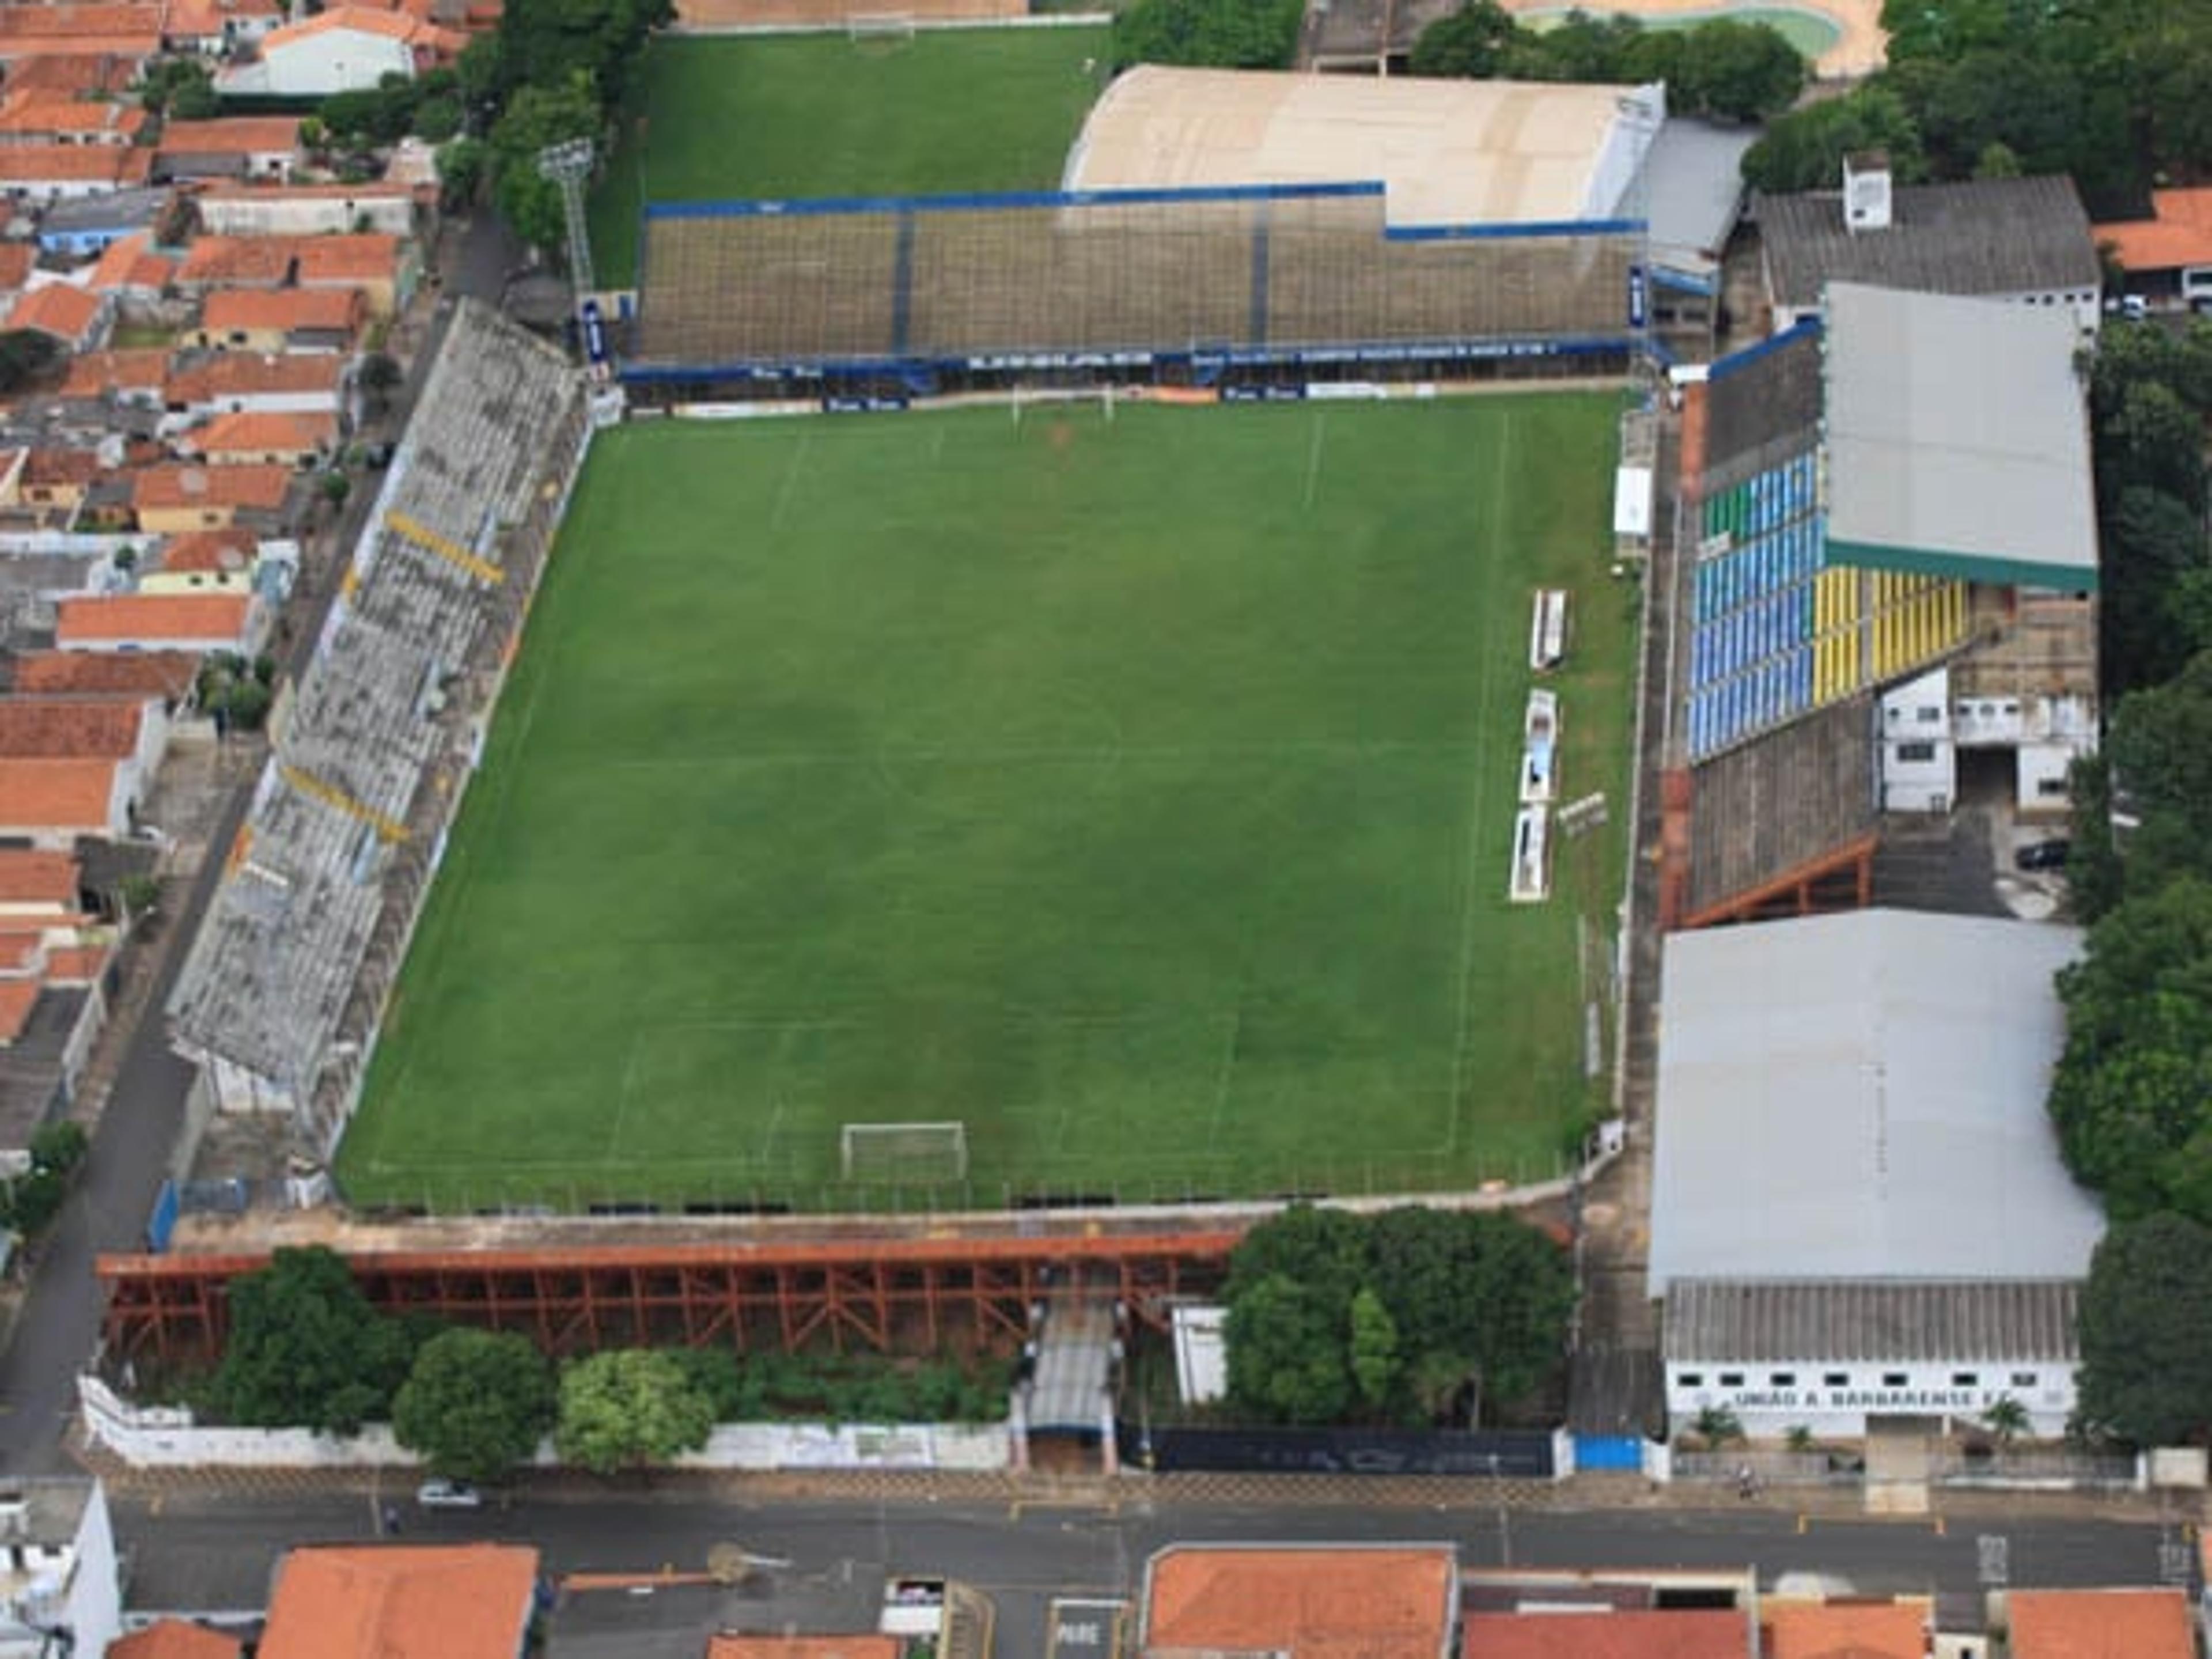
[2076, 1213, 2212, 1445]
[1741, 85, 1925, 194]
[1112, 0, 1302, 71]
[555, 1349, 715, 1474]
[210, 1247, 414, 1433]
[488, 75, 605, 255]
[1225, 1273, 1354, 1425]
[393, 1329, 555, 1484]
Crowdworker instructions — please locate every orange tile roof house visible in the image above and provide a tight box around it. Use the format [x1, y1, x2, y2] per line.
[2008, 1589, 2195, 1659]
[1762, 1601, 1928, 1659]
[6, 282, 107, 349]
[0, 5, 161, 63]
[155, 116, 302, 183]
[108, 1618, 245, 1659]
[60, 347, 169, 403]
[294, 232, 409, 316]
[7, 647, 198, 698]
[216, 6, 466, 97]
[176, 233, 298, 290]
[56, 590, 258, 651]
[179, 408, 335, 466]
[257, 1544, 539, 1659]
[0, 698, 151, 759]
[192, 286, 363, 353]
[164, 0, 286, 50]
[0, 141, 150, 199]
[86, 231, 175, 300]
[1461, 1610, 1748, 1659]
[1142, 1546, 1458, 1659]
[0, 756, 126, 845]
[0, 90, 145, 145]
[129, 461, 295, 532]
[165, 350, 346, 416]
[709, 1641, 902, 1659]
[0, 242, 35, 293]
[2097, 188, 2212, 306]
[195, 179, 421, 238]
[0, 849, 81, 911]
[4, 52, 141, 97]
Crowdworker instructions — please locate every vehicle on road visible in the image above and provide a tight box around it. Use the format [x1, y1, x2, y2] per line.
[415, 1480, 481, 1509]
[2016, 839, 2071, 872]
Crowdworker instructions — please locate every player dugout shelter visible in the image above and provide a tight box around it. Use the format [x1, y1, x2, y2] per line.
[623, 73, 1667, 398]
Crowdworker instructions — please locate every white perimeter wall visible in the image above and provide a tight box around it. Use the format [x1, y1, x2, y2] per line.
[1665, 1356, 2077, 1439]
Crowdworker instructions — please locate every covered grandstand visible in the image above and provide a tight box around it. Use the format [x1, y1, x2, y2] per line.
[1657, 283, 2100, 927]
[628, 182, 1646, 394]
[168, 302, 590, 1155]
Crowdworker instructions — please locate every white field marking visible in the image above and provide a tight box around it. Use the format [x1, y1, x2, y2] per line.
[1302, 412, 1327, 509]
[592, 736, 1478, 771]
[767, 430, 813, 532]
[1203, 1007, 1241, 1150]
[759, 1096, 788, 1170]
[603, 1027, 652, 1156]
[1443, 412, 1514, 1156]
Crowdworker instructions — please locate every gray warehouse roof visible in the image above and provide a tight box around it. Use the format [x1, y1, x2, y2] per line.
[1649, 910, 2103, 1293]
[1756, 174, 2100, 310]
[1664, 1279, 2081, 1363]
[1643, 119, 1756, 278]
[1823, 282, 2100, 590]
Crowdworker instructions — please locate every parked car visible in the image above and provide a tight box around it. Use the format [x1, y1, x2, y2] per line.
[2016, 839, 2071, 872]
[415, 1479, 482, 1509]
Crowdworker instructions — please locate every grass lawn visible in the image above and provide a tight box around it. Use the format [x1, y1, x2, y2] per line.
[589, 28, 1109, 289]
[339, 396, 1634, 1213]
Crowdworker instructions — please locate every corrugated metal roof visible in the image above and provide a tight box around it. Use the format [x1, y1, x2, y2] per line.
[1757, 175, 2099, 309]
[1823, 283, 2099, 589]
[1649, 910, 2103, 1290]
[1663, 1279, 2080, 1363]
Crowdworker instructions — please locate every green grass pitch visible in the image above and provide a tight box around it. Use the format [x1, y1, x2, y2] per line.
[339, 396, 1633, 1213]
[588, 28, 1109, 289]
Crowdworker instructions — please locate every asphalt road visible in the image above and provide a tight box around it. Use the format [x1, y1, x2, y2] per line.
[115, 1488, 2199, 1650]
[0, 211, 518, 1473]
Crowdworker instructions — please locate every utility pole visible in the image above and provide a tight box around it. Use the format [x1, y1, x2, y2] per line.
[537, 138, 598, 355]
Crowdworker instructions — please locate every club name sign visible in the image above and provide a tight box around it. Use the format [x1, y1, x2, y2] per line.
[1688, 1381, 2030, 1415]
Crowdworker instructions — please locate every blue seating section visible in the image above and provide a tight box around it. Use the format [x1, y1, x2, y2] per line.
[1686, 449, 1822, 762]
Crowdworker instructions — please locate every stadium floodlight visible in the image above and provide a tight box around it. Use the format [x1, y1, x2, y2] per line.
[537, 138, 598, 317]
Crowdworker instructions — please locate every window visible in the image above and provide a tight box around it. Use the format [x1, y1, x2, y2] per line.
[1882, 1372, 1909, 1388]
[1677, 1372, 1704, 1388]
[2010, 1371, 2037, 1388]
[2037, 777, 2069, 797]
[1769, 1371, 1796, 1387]
[1918, 706, 1941, 722]
[1952, 1372, 1979, 1388]
[1718, 1372, 1744, 1388]
[1824, 1372, 1849, 1388]
[1897, 741, 1937, 763]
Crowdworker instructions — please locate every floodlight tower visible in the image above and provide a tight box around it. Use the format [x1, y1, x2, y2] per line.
[537, 138, 598, 320]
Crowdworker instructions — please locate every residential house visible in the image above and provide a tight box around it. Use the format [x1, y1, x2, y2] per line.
[195, 179, 421, 237]
[0, 696, 169, 805]
[0, 757, 130, 846]
[55, 589, 262, 653]
[0, 244, 33, 302]
[108, 1620, 244, 1659]
[192, 286, 363, 353]
[1138, 1547, 1459, 1659]
[175, 233, 296, 293]
[3, 54, 139, 99]
[37, 186, 172, 259]
[0, 5, 161, 65]
[2008, 1590, 2195, 1659]
[0, 143, 150, 204]
[163, 0, 285, 53]
[0, 93, 145, 147]
[128, 463, 293, 533]
[6, 648, 197, 698]
[164, 350, 346, 426]
[58, 348, 168, 421]
[5, 283, 109, 351]
[138, 525, 256, 592]
[153, 117, 301, 184]
[2096, 187, 2212, 313]
[1762, 1603, 1929, 1659]
[0, 851, 80, 923]
[296, 232, 411, 316]
[0, 1480, 122, 1659]
[215, 7, 467, 97]
[177, 408, 334, 467]
[84, 232, 175, 313]
[257, 1546, 538, 1659]
[17, 449, 104, 518]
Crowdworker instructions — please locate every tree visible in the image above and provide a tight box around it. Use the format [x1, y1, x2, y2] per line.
[1692, 1404, 1743, 1446]
[0, 330, 60, 395]
[554, 1349, 714, 1474]
[436, 137, 490, 209]
[210, 1247, 413, 1432]
[1347, 1287, 1400, 1412]
[414, 94, 463, 143]
[1980, 1395, 2030, 1445]
[2048, 877, 2212, 1219]
[118, 872, 162, 920]
[1669, 19, 1806, 122]
[1112, 0, 1302, 70]
[1974, 139, 2022, 177]
[137, 57, 214, 116]
[2066, 753, 2127, 925]
[358, 351, 404, 411]
[1742, 86, 1925, 194]
[2100, 487, 2203, 696]
[1408, 0, 1520, 78]
[1225, 1202, 1369, 1313]
[393, 1328, 555, 1484]
[2075, 1213, 2212, 1445]
[488, 75, 604, 254]
[28, 1122, 85, 1181]
[1223, 1272, 1351, 1425]
[2107, 653, 2212, 893]
[171, 76, 221, 120]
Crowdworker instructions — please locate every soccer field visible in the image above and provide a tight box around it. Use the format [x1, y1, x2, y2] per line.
[339, 397, 1633, 1213]
[589, 29, 1109, 288]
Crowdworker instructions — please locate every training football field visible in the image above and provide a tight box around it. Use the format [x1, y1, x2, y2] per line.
[339, 397, 1631, 1212]
[588, 28, 1109, 287]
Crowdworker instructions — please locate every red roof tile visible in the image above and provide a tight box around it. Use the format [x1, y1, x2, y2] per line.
[56, 591, 252, 642]
[3, 54, 140, 96]
[0, 850, 79, 905]
[1762, 1603, 1926, 1659]
[160, 527, 256, 573]
[0, 697, 145, 757]
[2008, 1590, 2194, 1659]
[1145, 1548, 1455, 1659]
[59, 345, 167, 398]
[184, 408, 333, 457]
[9, 649, 198, 696]
[0, 757, 115, 831]
[166, 350, 344, 404]
[177, 234, 296, 287]
[200, 286, 361, 335]
[131, 463, 292, 511]
[707, 1641, 901, 1659]
[6, 283, 100, 343]
[0, 142, 142, 183]
[0, 243, 34, 293]
[293, 233, 399, 285]
[0, 976, 37, 1041]
[259, 1545, 539, 1659]
[160, 116, 301, 156]
[107, 1616, 245, 1659]
[1462, 1611, 1748, 1659]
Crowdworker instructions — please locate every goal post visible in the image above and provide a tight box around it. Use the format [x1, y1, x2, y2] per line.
[846, 11, 915, 43]
[840, 1121, 969, 1184]
[1010, 385, 1116, 425]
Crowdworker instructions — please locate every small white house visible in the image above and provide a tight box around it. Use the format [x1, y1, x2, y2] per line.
[195, 181, 419, 239]
[216, 7, 461, 98]
[0, 1480, 121, 1659]
[1883, 665, 2099, 816]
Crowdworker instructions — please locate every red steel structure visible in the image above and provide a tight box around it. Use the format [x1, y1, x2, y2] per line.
[97, 1230, 1240, 1363]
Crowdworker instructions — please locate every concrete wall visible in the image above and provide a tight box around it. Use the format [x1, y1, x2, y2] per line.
[79, 1374, 1011, 1471]
[1665, 1356, 2077, 1440]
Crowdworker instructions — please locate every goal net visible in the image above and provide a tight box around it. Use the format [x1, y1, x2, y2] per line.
[846, 12, 915, 44]
[1011, 385, 1116, 425]
[840, 1121, 968, 1184]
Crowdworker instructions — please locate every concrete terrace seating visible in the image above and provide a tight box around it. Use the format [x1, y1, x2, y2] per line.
[168, 301, 589, 1124]
[1684, 694, 1879, 920]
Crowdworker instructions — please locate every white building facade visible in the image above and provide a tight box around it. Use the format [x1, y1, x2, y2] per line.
[0, 1480, 121, 1659]
[1881, 665, 2098, 816]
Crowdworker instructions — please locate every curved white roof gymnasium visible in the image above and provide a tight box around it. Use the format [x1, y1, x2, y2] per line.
[1060, 66, 1661, 229]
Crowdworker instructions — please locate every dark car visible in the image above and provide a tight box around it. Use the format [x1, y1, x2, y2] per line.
[2016, 839, 2071, 872]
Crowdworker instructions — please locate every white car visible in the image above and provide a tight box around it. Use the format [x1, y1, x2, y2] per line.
[415, 1480, 482, 1509]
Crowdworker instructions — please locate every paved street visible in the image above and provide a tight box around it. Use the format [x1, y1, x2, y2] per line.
[0, 211, 518, 1474]
[115, 1487, 2199, 1654]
